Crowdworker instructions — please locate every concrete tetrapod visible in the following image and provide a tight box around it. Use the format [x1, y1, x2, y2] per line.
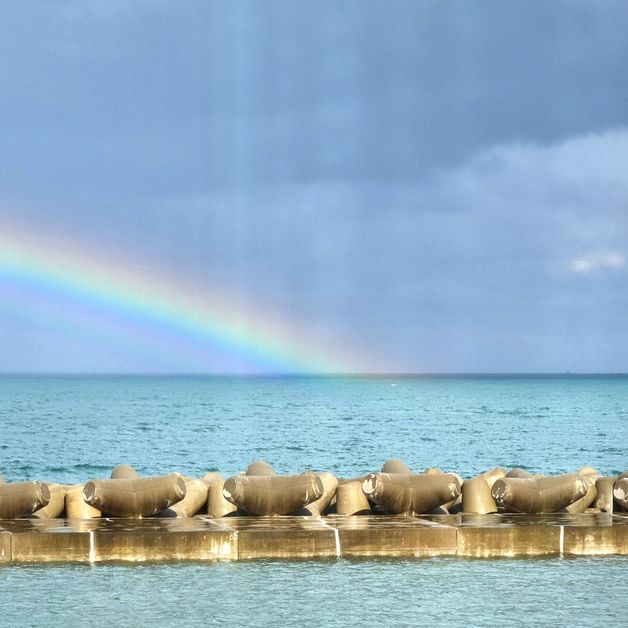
[422, 467, 445, 475]
[204, 472, 237, 517]
[413, 468, 465, 513]
[0, 481, 50, 518]
[65, 484, 101, 518]
[505, 468, 536, 479]
[479, 467, 508, 487]
[461, 467, 506, 514]
[161, 477, 209, 517]
[110, 464, 141, 480]
[362, 473, 461, 515]
[565, 468, 601, 513]
[246, 460, 276, 476]
[462, 477, 495, 514]
[381, 459, 412, 474]
[336, 477, 371, 515]
[613, 474, 628, 511]
[303, 472, 338, 516]
[222, 474, 323, 516]
[492, 473, 587, 513]
[31, 483, 68, 518]
[83, 473, 186, 517]
[577, 466, 601, 478]
[594, 476, 616, 513]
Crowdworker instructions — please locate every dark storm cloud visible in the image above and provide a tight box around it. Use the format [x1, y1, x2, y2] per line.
[1, 0, 628, 202]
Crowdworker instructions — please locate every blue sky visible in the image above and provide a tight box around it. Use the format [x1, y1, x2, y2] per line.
[1, 1, 627, 373]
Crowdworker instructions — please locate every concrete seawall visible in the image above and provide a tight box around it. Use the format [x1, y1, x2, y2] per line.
[0, 513, 626, 563]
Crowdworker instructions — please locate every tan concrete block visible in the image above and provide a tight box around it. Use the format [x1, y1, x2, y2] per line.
[563, 515, 628, 555]
[457, 523, 560, 557]
[93, 518, 236, 562]
[218, 516, 339, 559]
[331, 515, 457, 557]
[2, 519, 92, 563]
[458, 515, 560, 557]
[2, 512, 625, 563]
[0, 529, 11, 563]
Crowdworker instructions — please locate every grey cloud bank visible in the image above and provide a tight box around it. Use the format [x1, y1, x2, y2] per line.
[0, 1, 627, 373]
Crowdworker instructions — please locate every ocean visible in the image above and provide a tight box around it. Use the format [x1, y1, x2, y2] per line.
[1, 374, 626, 626]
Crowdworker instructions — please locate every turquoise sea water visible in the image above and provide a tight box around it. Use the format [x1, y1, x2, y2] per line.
[1, 375, 627, 626]
[2, 557, 626, 627]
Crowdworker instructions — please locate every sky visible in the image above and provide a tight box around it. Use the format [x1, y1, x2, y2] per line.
[0, 0, 627, 374]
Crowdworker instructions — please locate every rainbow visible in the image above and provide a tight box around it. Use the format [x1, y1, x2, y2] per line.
[0, 219, 374, 374]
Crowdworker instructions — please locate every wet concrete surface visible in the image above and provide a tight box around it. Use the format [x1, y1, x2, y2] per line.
[0, 514, 625, 563]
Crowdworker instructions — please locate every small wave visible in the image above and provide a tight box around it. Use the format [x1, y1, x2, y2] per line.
[72, 463, 113, 472]
[44, 466, 69, 474]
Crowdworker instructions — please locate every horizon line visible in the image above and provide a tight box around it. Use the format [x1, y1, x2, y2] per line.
[1, 371, 627, 378]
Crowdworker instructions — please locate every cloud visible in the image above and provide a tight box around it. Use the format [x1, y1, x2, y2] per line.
[2, 0, 628, 204]
[3, 124, 628, 372]
[417, 128, 628, 271]
[570, 251, 626, 273]
[2, 1, 628, 372]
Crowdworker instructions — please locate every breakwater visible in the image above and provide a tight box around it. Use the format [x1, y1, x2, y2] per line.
[0, 512, 626, 563]
[0, 461, 626, 562]
[2, 460, 627, 519]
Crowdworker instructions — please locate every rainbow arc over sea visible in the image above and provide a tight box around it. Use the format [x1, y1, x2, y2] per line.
[0, 220, 372, 374]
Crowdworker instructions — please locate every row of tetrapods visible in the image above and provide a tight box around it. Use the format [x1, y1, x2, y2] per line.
[0, 460, 626, 519]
